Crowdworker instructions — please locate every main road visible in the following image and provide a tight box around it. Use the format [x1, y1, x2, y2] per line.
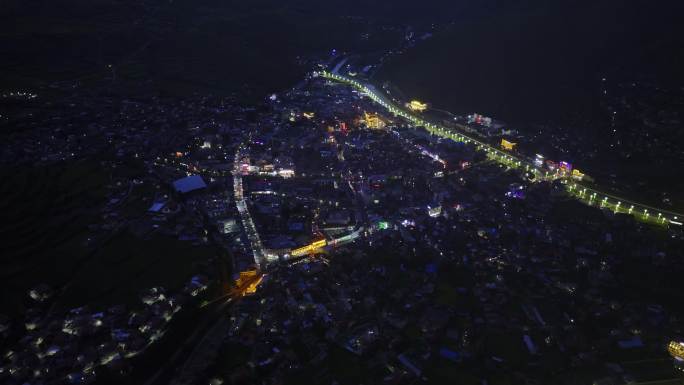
[319, 71, 683, 227]
[233, 144, 269, 266]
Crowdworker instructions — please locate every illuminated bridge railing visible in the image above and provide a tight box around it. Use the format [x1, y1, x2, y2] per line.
[318, 71, 683, 227]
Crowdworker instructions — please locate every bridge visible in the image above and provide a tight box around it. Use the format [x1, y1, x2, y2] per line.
[319, 71, 683, 227]
[290, 239, 328, 257]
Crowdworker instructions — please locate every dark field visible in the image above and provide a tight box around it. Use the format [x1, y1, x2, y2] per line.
[0, 163, 106, 315]
[0, 162, 217, 316]
[58, 231, 217, 309]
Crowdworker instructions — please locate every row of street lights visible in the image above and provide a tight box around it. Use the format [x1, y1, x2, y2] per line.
[319, 71, 682, 227]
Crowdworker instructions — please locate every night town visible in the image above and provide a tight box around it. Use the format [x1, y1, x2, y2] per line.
[2, 1, 684, 384]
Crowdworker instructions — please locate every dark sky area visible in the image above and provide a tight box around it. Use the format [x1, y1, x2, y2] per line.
[2, 0, 683, 118]
[0, 0, 611, 96]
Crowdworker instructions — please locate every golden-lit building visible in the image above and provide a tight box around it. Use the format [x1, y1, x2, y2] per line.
[364, 112, 386, 130]
[668, 341, 684, 361]
[501, 139, 517, 151]
[234, 270, 263, 296]
[406, 100, 428, 112]
[571, 169, 585, 180]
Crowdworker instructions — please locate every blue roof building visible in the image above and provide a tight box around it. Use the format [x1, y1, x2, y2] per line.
[173, 175, 207, 194]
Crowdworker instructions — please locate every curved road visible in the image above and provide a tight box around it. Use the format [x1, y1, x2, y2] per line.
[320, 71, 683, 227]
